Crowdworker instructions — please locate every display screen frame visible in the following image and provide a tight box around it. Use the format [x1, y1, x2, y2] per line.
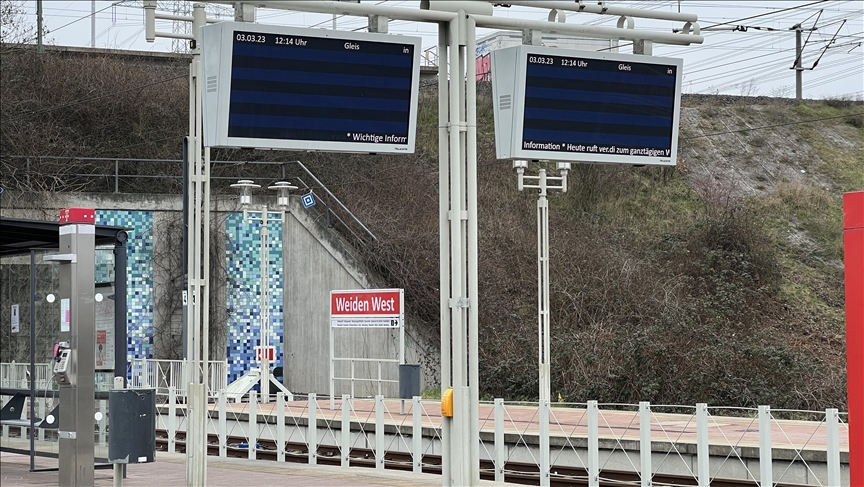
[492, 45, 684, 166]
[201, 22, 422, 153]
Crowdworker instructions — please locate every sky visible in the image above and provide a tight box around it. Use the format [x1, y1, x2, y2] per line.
[15, 0, 864, 99]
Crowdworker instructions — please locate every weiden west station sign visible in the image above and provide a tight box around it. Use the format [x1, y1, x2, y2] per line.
[331, 289, 403, 328]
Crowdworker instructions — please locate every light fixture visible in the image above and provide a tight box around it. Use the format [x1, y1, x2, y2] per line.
[268, 181, 298, 208]
[230, 179, 261, 206]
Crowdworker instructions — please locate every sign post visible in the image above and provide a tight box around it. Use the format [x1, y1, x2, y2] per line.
[329, 289, 404, 409]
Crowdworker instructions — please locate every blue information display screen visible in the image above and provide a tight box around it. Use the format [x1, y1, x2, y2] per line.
[522, 53, 678, 159]
[227, 30, 416, 147]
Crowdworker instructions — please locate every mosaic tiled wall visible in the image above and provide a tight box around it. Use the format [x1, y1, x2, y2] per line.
[225, 212, 284, 383]
[95, 210, 154, 363]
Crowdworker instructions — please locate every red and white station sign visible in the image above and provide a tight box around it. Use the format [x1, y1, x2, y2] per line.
[255, 346, 275, 363]
[330, 289, 403, 328]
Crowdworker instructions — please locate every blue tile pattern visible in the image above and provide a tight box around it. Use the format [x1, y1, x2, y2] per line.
[225, 212, 284, 383]
[95, 210, 154, 363]
[95, 248, 114, 284]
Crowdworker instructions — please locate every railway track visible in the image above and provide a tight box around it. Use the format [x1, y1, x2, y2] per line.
[156, 430, 810, 487]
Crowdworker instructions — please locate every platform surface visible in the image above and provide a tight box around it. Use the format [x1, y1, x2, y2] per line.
[0, 450, 507, 486]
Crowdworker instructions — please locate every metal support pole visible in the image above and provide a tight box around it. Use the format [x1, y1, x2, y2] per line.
[114, 232, 128, 385]
[375, 394, 385, 469]
[91, 0, 96, 48]
[696, 403, 709, 486]
[539, 399, 550, 487]
[259, 205, 271, 405]
[446, 12, 466, 485]
[826, 408, 840, 487]
[515, 162, 568, 404]
[330, 315, 335, 410]
[795, 28, 803, 100]
[437, 19, 452, 487]
[412, 396, 422, 473]
[308, 393, 317, 465]
[466, 17, 481, 485]
[36, 0, 44, 53]
[639, 402, 651, 487]
[537, 172, 550, 403]
[28, 250, 36, 472]
[758, 405, 772, 487]
[494, 398, 505, 483]
[276, 392, 285, 462]
[249, 394, 257, 460]
[218, 391, 227, 457]
[113, 376, 125, 487]
[341, 394, 351, 467]
[185, 5, 208, 484]
[168, 386, 176, 453]
[588, 400, 599, 487]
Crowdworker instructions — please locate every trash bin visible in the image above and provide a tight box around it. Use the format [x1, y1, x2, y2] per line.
[109, 389, 156, 464]
[399, 364, 421, 399]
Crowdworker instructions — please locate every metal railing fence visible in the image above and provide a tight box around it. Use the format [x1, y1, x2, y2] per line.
[148, 393, 849, 487]
[1, 156, 375, 246]
[128, 358, 227, 398]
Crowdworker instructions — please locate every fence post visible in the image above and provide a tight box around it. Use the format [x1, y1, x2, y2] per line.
[826, 408, 840, 487]
[639, 401, 651, 487]
[375, 394, 385, 469]
[758, 405, 772, 487]
[37, 399, 45, 441]
[588, 400, 599, 487]
[277, 392, 285, 462]
[412, 396, 422, 473]
[248, 394, 257, 459]
[540, 400, 550, 487]
[341, 394, 351, 467]
[168, 386, 176, 453]
[495, 398, 505, 483]
[218, 391, 227, 458]
[696, 403, 709, 487]
[114, 159, 119, 193]
[308, 393, 317, 465]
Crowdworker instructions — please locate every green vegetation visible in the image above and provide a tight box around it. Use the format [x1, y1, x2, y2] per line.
[1, 48, 859, 410]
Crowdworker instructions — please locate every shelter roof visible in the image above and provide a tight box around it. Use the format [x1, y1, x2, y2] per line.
[0, 217, 127, 257]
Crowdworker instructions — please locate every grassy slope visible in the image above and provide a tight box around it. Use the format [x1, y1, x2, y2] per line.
[2, 49, 860, 409]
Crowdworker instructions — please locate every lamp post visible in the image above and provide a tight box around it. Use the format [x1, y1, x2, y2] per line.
[230, 179, 297, 404]
[513, 160, 570, 403]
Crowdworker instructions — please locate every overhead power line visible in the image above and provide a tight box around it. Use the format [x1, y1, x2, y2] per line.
[702, 0, 830, 29]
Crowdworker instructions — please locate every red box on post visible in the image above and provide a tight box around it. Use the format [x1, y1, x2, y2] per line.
[59, 208, 96, 224]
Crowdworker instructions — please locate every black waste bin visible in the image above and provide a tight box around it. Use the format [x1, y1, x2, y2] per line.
[109, 389, 156, 464]
[399, 364, 421, 399]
